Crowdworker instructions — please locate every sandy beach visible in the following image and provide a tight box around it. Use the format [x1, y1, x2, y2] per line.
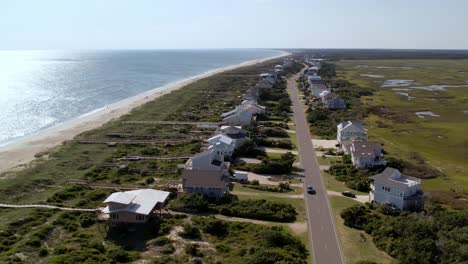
[0, 51, 290, 173]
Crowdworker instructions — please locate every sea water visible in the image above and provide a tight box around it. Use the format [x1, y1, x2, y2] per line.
[0, 49, 282, 146]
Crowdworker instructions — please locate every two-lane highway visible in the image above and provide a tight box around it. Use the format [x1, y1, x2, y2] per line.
[288, 71, 345, 264]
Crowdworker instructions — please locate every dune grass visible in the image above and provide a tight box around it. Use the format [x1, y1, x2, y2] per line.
[335, 59, 468, 193]
[329, 195, 396, 264]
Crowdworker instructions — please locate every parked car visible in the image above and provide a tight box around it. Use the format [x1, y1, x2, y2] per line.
[307, 185, 316, 194]
[341, 191, 356, 198]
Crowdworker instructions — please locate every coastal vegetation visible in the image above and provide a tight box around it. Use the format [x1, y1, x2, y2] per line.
[334, 59, 468, 205]
[0, 58, 307, 263]
[341, 203, 467, 264]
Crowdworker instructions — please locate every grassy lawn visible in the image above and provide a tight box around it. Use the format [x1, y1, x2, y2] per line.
[288, 132, 298, 149]
[236, 194, 306, 222]
[329, 196, 396, 264]
[266, 152, 297, 160]
[335, 59, 468, 193]
[232, 182, 303, 195]
[322, 172, 368, 195]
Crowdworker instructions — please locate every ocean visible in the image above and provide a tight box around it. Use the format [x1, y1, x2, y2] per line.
[0, 49, 282, 146]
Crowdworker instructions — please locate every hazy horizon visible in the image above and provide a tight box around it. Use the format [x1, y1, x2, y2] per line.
[3, 0, 468, 50]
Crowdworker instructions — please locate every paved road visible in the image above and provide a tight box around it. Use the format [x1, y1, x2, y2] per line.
[288, 71, 345, 264]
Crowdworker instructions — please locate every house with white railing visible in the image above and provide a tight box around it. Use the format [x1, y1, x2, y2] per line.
[337, 121, 368, 153]
[369, 167, 424, 211]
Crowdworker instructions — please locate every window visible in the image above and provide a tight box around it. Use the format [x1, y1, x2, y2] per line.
[136, 214, 146, 221]
[110, 213, 119, 220]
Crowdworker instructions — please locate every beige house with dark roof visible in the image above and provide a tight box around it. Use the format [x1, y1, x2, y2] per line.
[351, 141, 386, 168]
[181, 170, 229, 198]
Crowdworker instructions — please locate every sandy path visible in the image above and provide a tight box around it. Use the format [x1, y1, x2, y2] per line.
[0, 52, 290, 173]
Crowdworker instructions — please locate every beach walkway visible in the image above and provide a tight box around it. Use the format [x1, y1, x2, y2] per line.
[0, 203, 99, 212]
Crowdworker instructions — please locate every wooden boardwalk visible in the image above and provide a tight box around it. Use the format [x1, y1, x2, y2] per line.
[106, 132, 208, 140]
[118, 155, 191, 161]
[72, 139, 193, 146]
[0, 203, 99, 212]
[122, 120, 220, 126]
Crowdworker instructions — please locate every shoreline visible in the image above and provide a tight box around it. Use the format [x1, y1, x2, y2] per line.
[0, 51, 290, 173]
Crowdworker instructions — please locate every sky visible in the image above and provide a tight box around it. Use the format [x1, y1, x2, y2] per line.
[2, 0, 468, 50]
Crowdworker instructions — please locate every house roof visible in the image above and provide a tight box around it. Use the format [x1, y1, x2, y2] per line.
[209, 134, 234, 145]
[337, 120, 366, 131]
[351, 141, 382, 157]
[104, 192, 136, 205]
[103, 189, 170, 215]
[370, 168, 421, 189]
[182, 170, 227, 188]
[322, 92, 340, 100]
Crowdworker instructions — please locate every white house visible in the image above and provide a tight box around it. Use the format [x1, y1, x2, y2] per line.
[219, 126, 249, 148]
[259, 73, 276, 84]
[102, 189, 170, 224]
[310, 86, 330, 97]
[240, 100, 266, 115]
[184, 148, 227, 172]
[255, 80, 273, 89]
[222, 110, 253, 126]
[207, 134, 235, 157]
[337, 121, 368, 153]
[321, 92, 346, 110]
[308, 66, 320, 75]
[369, 168, 424, 211]
[350, 141, 386, 169]
[307, 75, 322, 84]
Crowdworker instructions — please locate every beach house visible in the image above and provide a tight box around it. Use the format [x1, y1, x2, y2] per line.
[369, 168, 424, 211]
[337, 121, 368, 153]
[102, 189, 170, 224]
[222, 110, 253, 126]
[259, 73, 276, 84]
[240, 100, 266, 115]
[307, 75, 323, 84]
[207, 134, 235, 157]
[350, 141, 386, 168]
[308, 66, 320, 75]
[321, 92, 346, 110]
[255, 79, 273, 89]
[181, 170, 229, 198]
[184, 148, 228, 172]
[218, 126, 249, 148]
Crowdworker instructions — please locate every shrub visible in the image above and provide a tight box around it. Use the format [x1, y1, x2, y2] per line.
[168, 193, 209, 212]
[107, 247, 133, 263]
[38, 247, 49, 257]
[79, 213, 96, 227]
[161, 244, 175, 254]
[219, 199, 297, 222]
[152, 236, 170, 246]
[25, 237, 41, 247]
[185, 243, 203, 257]
[179, 224, 201, 239]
